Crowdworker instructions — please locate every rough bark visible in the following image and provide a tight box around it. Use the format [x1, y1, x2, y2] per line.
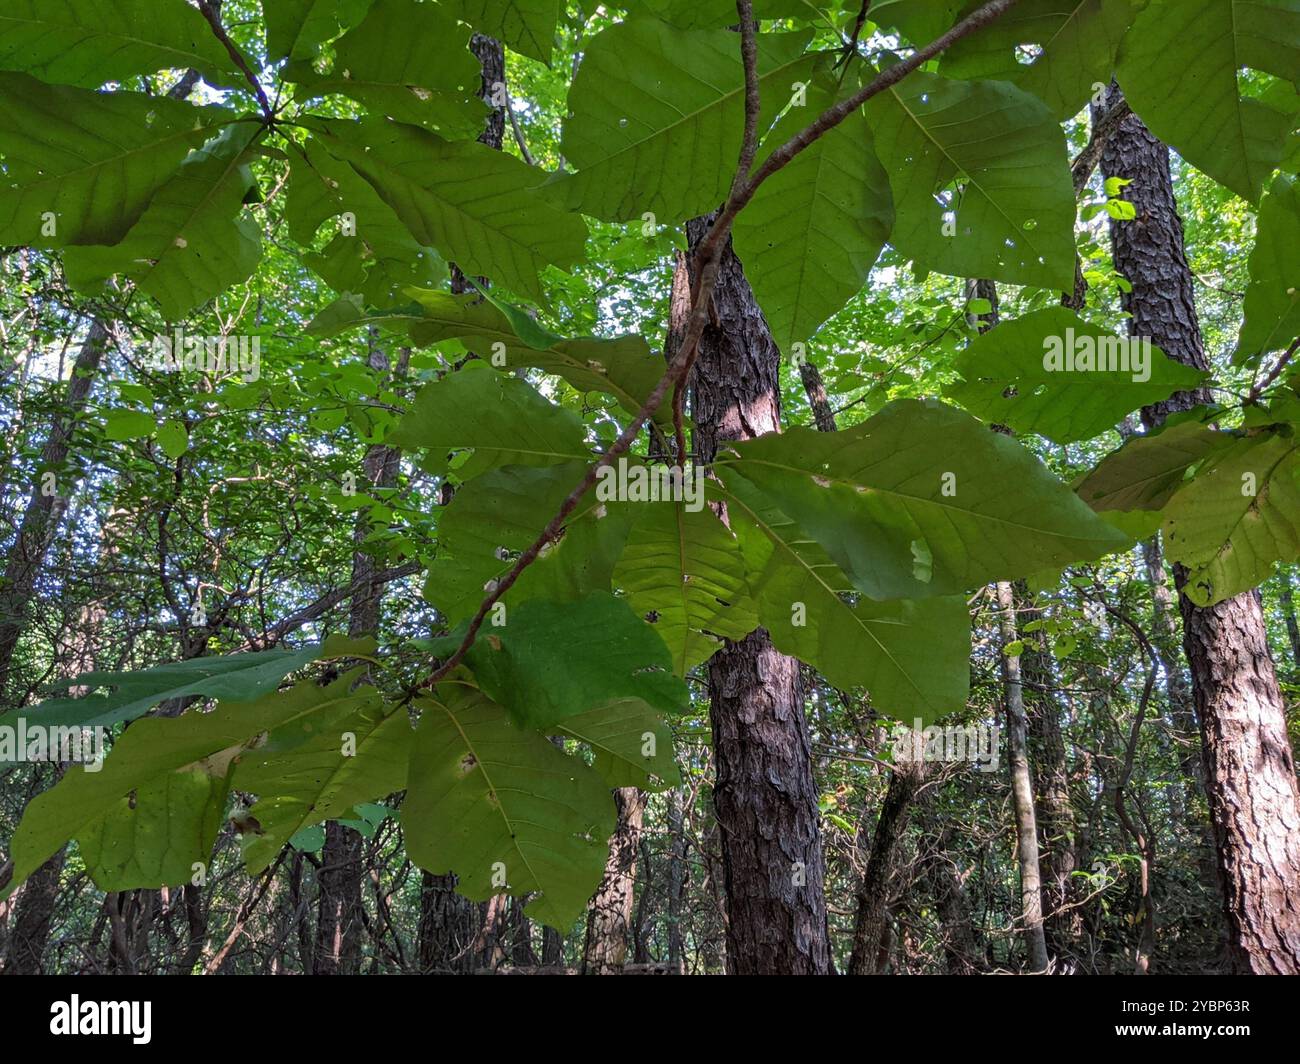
[1101, 85, 1300, 974]
[687, 214, 832, 975]
[583, 787, 647, 974]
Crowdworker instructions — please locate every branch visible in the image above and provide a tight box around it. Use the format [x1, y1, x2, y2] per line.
[412, 0, 1020, 693]
[1072, 97, 1131, 194]
[198, 0, 274, 123]
[1246, 335, 1300, 406]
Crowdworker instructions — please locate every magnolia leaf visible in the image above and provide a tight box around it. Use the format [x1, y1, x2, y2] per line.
[865, 68, 1076, 290]
[723, 398, 1130, 600]
[556, 20, 815, 223]
[1117, 0, 1300, 202]
[404, 683, 616, 928]
[944, 306, 1207, 443]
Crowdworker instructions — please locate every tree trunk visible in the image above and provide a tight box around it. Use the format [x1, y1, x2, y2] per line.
[848, 758, 927, 974]
[583, 787, 647, 974]
[1101, 86, 1300, 974]
[996, 581, 1051, 973]
[313, 341, 406, 975]
[0, 320, 108, 697]
[687, 214, 832, 975]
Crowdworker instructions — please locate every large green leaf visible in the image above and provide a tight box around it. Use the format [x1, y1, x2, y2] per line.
[317, 118, 587, 303]
[235, 690, 411, 873]
[732, 72, 893, 354]
[942, 0, 1138, 119]
[1234, 173, 1300, 367]
[723, 399, 1130, 600]
[613, 498, 759, 674]
[404, 682, 616, 928]
[387, 360, 590, 477]
[286, 138, 447, 304]
[2, 671, 373, 897]
[629, 0, 815, 29]
[0, 0, 238, 87]
[264, 0, 374, 62]
[1162, 427, 1300, 605]
[558, 698, 681, 790]
[943, 306, 1207, 443]
[446, 592, 690, 730]
[308, 289, 672, 424]
[0, 640, 354, 736]
[286, 0, 485, 139]
[868, 0, 964, 43]
[865, 68, 1076, 290]
[718, 471, 971, 721]
[1076, 416, 1234, 514]
[446, 0, 559, 63]
[1117, 0, 1300, 202]
[64, 124, 263, 320]
[556, 20, 814, 223]
[0, 73, 228, 248]
[77, 769, 230, 892]
[425, 461, 635, 621]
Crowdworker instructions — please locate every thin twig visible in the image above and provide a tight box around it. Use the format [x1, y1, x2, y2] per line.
[198, 0, 275, 123]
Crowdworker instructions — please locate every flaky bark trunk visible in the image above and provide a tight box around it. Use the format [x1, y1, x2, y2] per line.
[687, 215, 832, 975]
[583, 787, 647, 974]
[1101, 86, 1300, 973]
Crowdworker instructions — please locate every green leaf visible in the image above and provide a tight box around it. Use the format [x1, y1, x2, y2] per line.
[614, 498, 759, 674]
[316, 118, 587, 303]
[723, 398, 1130, 600]
[942, 0, 1139, 120]
[285, 0, 485, 139]
[234, 691, 411, 873]
[943, 306, 1208, 443]
[286, 138, 447, 304]
[156, 420, 189, 459]
[264, 0, 372, 62]
[3, 671, 373, 897]
[387, 360, 590, 476]
[445, 0, 559, 63]
[0, 73, 228, 248]
[64, 124, 263, 320]
[77, 769, 230, 892]
[1076, 416, 1233, 513]
[865, 68, 1076, 290]
[1234, 173, 1300, 367]
[452, 592, 690, 730]
[0, 0, 239, 87]
[309, 290, 672, 424]
[1163, 427, 1300, 605]
[1, 641, 355, 734]
[1117, 0, 1300, 202]
[869, 0, 964, 43]
[558, 698, 681, 790]
[404, 682, 616, 928]
[718, 471, 971, 721]
[732, 72, 893, 354]
[425, 461, 635, 622]
[104, 410, 156, 441]
[556, 20, 814, 223]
